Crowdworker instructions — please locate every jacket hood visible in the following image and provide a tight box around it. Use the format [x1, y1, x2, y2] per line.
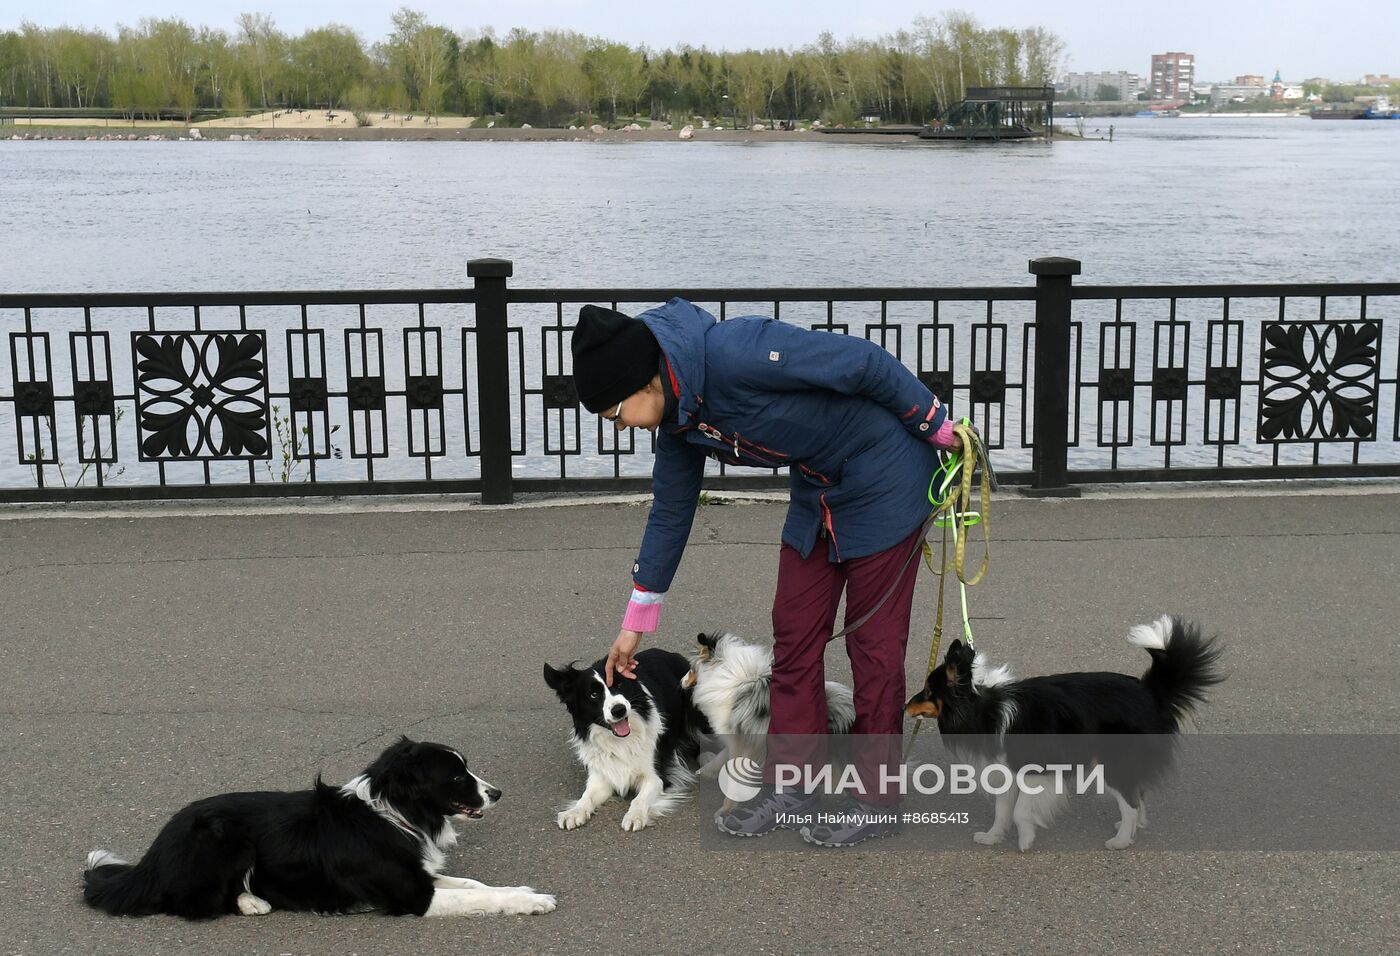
[636, 298, 715, 425]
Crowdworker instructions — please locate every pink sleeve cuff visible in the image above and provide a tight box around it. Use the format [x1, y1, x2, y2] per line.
[930, 418, 959, 450]
[622, 598, 663, 633]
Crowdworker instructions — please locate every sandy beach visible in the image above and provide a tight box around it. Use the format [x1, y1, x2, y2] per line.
[200, 109, 482, 130]
[4, 110, 875, 142]
[8, 110, 477, 131]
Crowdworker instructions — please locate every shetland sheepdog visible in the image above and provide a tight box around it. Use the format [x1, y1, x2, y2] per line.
[904, 615, 1224, 851]
[684, 631, 856, 813]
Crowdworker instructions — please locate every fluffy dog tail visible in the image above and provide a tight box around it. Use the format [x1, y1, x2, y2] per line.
[82, 850, 159, 916]
[1128, 615, 1225, 728]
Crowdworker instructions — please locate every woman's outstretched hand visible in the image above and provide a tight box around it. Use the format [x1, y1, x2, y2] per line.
[606, 629, 642, 686]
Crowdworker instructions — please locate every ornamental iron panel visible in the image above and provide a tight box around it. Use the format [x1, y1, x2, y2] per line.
[1205, 365, 1241, 400]
[73, 380, 115, 417]
[405, 374, 444, 411]
[15, 380, 54, 417]
[1152, 367, 1188, 401]
[1099, 368, 1134, 402]
[290, 377, 329, 412]
[542, 375, 578, 410]
[919, 371, 952, 403]
[131, 331, 270, 460]
[1258, 321, 1379, 442]
[970, 370, 1006, 404]
[346, 375, 386, 411]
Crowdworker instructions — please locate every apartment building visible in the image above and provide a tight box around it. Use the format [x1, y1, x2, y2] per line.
[1150, 52, 1195, 98]
[1063, 70, 1143, 100]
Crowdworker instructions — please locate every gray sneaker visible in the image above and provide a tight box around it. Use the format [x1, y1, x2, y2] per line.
[715, 788, 818, 838]
[799, 799, 902, 847]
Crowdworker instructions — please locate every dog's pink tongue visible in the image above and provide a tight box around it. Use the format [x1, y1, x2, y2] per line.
[611, 718, 632, 737]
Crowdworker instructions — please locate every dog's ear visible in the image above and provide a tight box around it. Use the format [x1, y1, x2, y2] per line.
[943, 640, 968, 669]
[942, 640, 974, 684]
[543, 663, 568, 692]
[696, 632, 718, 649]
[362, 736, 427, 795]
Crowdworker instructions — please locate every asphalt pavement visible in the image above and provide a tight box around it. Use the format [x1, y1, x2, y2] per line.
[2, 487, 1396, 954]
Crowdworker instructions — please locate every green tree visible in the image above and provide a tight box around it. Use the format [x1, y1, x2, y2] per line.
[52, 28, 110, 108]
[495, 27, 538, 119]
[535, 30, 586, 125]
[235, 13, 284, 111]
[584, 39, 644, 122]
[456, 29, 499, 116]
[384, 8, 455, 113]
[223, 80, 248, 119]
[294, 25, 368, 110]
[543, 29, 588, 121]
[1096, 82, 1119, 101]
[1019, 25, 1064, 84]
[144, 17, 199, 118]
[0, 31, 24, 106]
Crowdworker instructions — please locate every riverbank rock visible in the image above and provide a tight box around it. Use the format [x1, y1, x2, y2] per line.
[590, 124, 607, 134]
[679, 125, 694, 140]
[189, 128, 203, 139]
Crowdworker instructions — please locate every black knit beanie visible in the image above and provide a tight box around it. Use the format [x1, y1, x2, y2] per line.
[571, 305, 661, 412]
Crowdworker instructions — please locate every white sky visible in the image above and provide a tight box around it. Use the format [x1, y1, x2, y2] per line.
[5, 0, 1396, 82]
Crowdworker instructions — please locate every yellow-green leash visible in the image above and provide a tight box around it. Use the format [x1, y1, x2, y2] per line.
[905, 418, 995, 759]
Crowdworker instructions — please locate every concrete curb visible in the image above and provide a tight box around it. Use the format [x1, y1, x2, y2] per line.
[2, 478, 1398, 521]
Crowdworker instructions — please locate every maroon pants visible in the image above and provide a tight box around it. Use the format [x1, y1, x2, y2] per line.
[767, 524, 923, 804]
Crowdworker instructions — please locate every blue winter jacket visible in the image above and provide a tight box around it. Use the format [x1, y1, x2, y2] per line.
[632, 298, 949, 596]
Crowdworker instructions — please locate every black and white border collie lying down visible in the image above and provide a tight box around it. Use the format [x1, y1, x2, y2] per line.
[82, 738, 556, 919]
[905, 615, 1224, 851]
[544, 648, 713, 831]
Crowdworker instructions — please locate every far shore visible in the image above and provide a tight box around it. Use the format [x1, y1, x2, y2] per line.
[0, 106, 1330, 145]
[4, 121, 1092, 145]
[0, 108, 1103, 143]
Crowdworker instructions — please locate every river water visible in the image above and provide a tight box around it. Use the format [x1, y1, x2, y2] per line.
[4, 116, 1400, 291]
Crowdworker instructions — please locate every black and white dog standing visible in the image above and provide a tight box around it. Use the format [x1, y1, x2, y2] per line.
[905, 615, 1224, 851]
[82, 738, 555, 919]
[544, 648, 713, 831]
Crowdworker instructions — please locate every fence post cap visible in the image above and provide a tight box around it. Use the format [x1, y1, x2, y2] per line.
[1029, 257, 1082, 277]
[468, 258, 514, 278]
